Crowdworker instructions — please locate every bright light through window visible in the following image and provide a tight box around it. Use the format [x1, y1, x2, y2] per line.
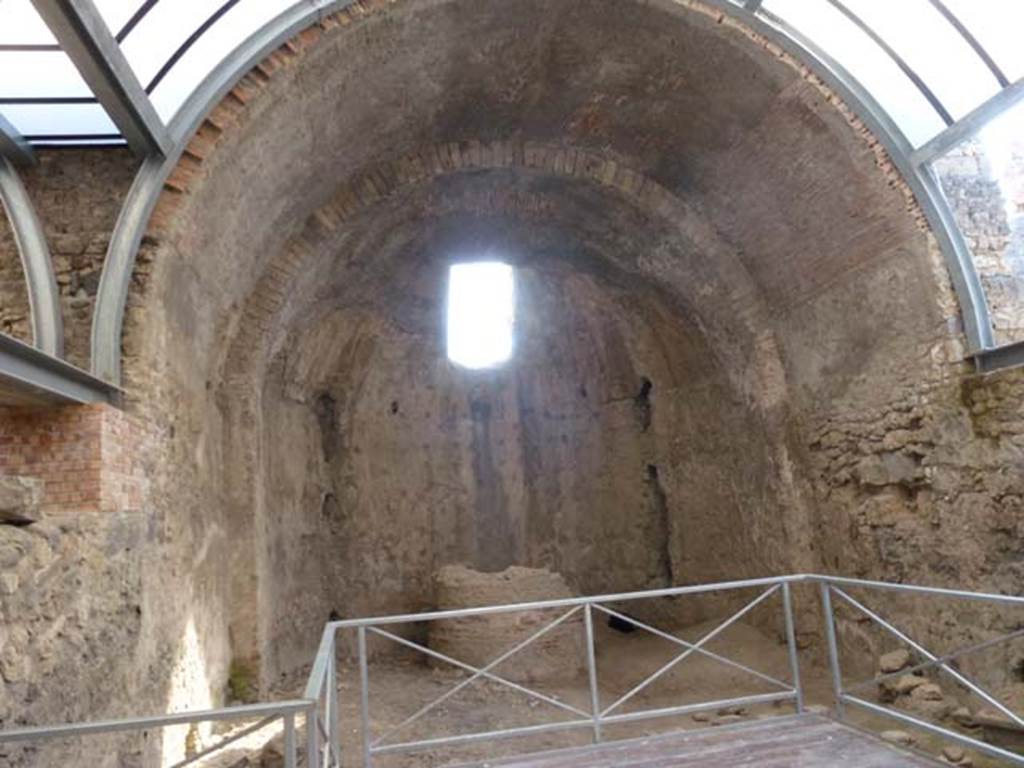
[446, 262, 515, 369]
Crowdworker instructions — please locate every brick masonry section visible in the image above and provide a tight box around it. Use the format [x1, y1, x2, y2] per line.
[0, 404, 148, 512]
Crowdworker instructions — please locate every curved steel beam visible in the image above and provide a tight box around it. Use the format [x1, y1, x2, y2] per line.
[728, 2, 993, 352]
[30, 0, 171, 157]
[0, 155, 63, 357]
[91, 0, 996, 383]
[728, 3, 995, 352]
[91, 0, 355, 383]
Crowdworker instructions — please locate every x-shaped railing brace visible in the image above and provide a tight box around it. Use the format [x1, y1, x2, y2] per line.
[831, 586, 1024, 729]
[369, 606, 589, 748]
[599, 585, 784, 717]
[593, 604, 793, 694]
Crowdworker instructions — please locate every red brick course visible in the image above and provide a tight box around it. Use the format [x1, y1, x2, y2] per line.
[0, 404, 148, 512]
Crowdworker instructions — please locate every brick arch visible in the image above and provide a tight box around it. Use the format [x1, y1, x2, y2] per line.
[209, 137, 798, 670]
[93, 0, 971, 387]
[215, 139, 782, 408]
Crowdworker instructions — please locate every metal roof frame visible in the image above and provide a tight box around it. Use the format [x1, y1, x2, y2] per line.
[91, 0, 357, 384]
[0, 1, 1016, 160]
[0, 332, 118, 404]
[825, 0, 954, 126]
[87, 0, 1024, 383]
[28, 0, 170, 157]
[912, 78, 1024, 167]
[927, 0, 1008, 89]
[0, 154, 62, 357]
[0, 0, 1022, 394]
[722, 1, 995, 352]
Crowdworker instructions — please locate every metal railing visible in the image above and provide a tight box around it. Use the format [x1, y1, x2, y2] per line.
[818, 575, 1024, 766]
[0, 699, 314, 767]
[304, 624, 342, 767]
[1, 573, 1021, 766]
[331, 575, 805, 764]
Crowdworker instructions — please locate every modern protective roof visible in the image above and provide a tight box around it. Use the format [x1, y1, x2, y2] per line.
[1, 0, 1024, 394]
[765, 0, 1023, 147]
[0, 0, 294, 145]
[0, 0, 1022, 150]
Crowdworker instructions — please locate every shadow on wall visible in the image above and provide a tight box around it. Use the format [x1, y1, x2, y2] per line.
[238, 250, 796, 683]
[108, 0, 997, 727]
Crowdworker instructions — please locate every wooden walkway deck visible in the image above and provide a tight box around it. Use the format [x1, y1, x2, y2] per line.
[452, 715, 943, 767]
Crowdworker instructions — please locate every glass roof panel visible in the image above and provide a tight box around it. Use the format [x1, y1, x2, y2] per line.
[841, 0, 1001, 121]
[119, 0, 222, 89]
[0, 0, 57, 46]
[0, 0, 1019, 153]
[932, 99, 1024, 345]
[2, 102, 118, 138]
[980, 99, 1024, 174]
[148, 0, 295, 122]
[764, 0, 948, 147]
[0, 51, 94, 98]
[941, 0, 1024, 82]
[91, 0, 148, 40]
[0, 0, 108, 139]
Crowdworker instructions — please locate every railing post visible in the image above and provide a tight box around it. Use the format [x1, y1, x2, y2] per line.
[819, 581, 845, 719]
[306, 702, 319, 768]
[327, 631, 340, 766]
[358, 626, 373, 767]
[781, 582, 804, 713]
[283, 712, 297, 768]
[583, 603, 603, 743]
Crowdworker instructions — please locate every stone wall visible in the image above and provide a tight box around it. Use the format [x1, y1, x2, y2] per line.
[805, 366, 1024, 588]
[93, 0, 1024, 692]
[0, 0, 1022, 753]
[429, 565, 584, 683]
[0, 500, 153, 767]
[249, 253, 790, 677]
[0, 403, 232, 766]
[760, 118, 1024, 687]
[0, 149, 136, 366]
[935, 138, 1024, 345]
[774, 196, 1024, 688]
[800, 360, 1024, 686]
[0, 415, 154, 766]
[0, 204, 30, 344]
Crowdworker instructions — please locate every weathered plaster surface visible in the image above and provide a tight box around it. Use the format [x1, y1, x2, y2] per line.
[0, 1, 1021, 759]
